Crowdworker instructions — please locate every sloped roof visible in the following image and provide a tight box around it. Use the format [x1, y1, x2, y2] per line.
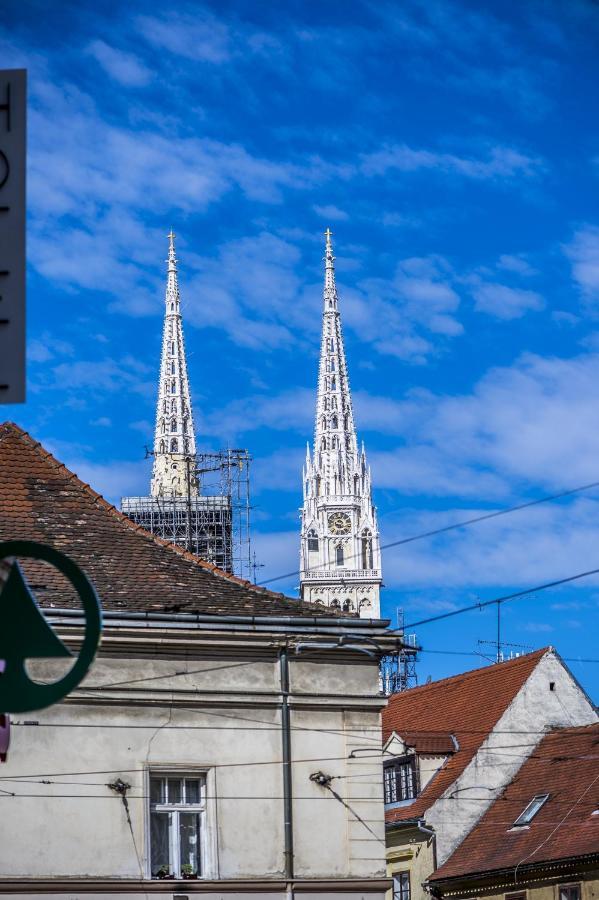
[399, 731, 457, 755]
[384, 649, 547, 824]
[0, 422, 336, 617]
[430, 722, 599, 881]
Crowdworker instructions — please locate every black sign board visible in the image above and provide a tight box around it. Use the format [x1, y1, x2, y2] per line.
[0, 70, 26, 404]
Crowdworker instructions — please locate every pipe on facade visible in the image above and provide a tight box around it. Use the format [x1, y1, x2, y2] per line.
[279, 646, 294, 895]
[417, 819, 437, 869]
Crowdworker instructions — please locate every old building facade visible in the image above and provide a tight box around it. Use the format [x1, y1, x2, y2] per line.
[381, 651, 598, 900]
[427, 722, 599, 900]
[300, 231, 382, 618]
[0, 422, 396, 898]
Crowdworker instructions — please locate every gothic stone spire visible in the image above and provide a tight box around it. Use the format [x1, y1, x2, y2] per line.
[299, 230, 382, 619]
[150, 231, 198, 498]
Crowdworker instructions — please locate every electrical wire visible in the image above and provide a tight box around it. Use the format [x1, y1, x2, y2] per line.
[257, 479, 599, 586]
[401, 563, 599, 630]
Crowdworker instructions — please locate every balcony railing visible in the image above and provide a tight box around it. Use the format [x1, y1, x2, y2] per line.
[302, 568, 380, 581]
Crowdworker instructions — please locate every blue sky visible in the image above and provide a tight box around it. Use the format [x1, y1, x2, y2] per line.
[3, 0, 599, 698]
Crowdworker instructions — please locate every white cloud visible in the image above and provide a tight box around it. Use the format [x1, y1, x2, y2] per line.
[472, 282, 545, 319]
[497, 254, 538, 276]
[136, 11, 231, 63]
[87, 40, 152, 87]
[313, 204, 349, 221]
[361, 143, 543, 181]
[564, 225, 599, 307]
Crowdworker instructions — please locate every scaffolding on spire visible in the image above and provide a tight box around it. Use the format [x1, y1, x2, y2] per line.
[121, 232, 253, 579]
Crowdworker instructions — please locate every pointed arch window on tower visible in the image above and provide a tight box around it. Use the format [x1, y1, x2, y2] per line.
[183, 418, 188, 434]
[170, 438, 178, 452]
[329, 358, 335, 372]
[171, 380, 176, 394]
[171, 399, 177, 413]
[331, 415, 338, 429]
[163, 400, 167, 413]
[321, 416, 326, 431]
[335, 544, 345, 567]
[171, 361, 176, 374]
[332, 436, 339, 449]
[159, 440, 165, 453]
[331, 396, 337, 410]
[331, 375, 337, 390]
[170, 419, 177, 432]
[361, 530, 373, 569]
[307, 529, 319, 553]
[161, 421, 166, 434]
[321, 437, 326, 450]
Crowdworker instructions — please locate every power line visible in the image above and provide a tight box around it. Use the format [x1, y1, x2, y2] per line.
[417, 648, 599, 664]
[401, 563, 599, 631]
[258, 479, 599, 586]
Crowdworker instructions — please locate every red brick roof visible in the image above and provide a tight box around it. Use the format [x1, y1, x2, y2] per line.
[384, 649, 548, 824]
[0, 422, 336, 617]
[430, 722, 599, 881]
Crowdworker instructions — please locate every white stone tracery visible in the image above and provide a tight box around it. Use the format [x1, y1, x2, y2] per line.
[299, 230, 382, 619]
[150, 231, 198, 499]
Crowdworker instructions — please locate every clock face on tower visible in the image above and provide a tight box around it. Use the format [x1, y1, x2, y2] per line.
[328, 512, 351, 535]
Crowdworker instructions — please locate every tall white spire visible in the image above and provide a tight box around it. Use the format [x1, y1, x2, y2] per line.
[150, 231, 198, 498]
[299, 231, 382, 618]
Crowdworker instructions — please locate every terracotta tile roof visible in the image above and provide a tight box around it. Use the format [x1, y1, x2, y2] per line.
[384, 649, 547, 824]
[430, 722, 599, 881]
[399, 732, 457, 755]
[0, 422, 341, 618]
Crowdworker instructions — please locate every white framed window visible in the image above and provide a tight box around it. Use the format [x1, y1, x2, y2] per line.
[149, 772, 208, 879]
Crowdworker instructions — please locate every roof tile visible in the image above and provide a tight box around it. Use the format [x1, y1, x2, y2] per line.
[0, 422, 341, 618]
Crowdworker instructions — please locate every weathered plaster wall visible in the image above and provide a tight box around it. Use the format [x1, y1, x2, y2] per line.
[386, 827, 435, 900]
[428, 652, 598, 865]
[0, 647, 387, 885]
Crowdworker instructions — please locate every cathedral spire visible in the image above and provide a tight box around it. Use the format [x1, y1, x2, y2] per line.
[150, 231, 198, 499]
[300, 230, 382, 619]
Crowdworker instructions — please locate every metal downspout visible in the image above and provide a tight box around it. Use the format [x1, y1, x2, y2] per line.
[279, 646, 294, 898]
[417, 818, 438, 869]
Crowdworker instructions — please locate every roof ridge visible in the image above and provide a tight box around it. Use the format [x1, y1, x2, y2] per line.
[388, 647, 548, 701]
[0, 422, 301, 605]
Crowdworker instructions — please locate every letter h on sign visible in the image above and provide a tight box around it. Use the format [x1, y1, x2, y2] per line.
[0, 70, 26, 404]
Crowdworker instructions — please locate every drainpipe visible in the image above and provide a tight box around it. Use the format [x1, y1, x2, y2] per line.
[279, 646, 294, 898]
[417, 819, 438, 870]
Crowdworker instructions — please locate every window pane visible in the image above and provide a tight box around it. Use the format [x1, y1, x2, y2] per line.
[150, 777, 165, 805]
[168, 778, 182, 804]
[393, 872, 410, 900]
[180, 812, 201, 877]
[185, 779, 200, 804]
[560, 887, 580, 900]
[150, 811, 170, 877]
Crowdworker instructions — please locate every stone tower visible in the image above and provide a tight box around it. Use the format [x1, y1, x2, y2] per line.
[150, 230, 198, 499]
[299, 230, 382, 618]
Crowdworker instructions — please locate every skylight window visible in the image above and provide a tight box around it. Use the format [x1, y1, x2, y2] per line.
[513, 793, 550, 826]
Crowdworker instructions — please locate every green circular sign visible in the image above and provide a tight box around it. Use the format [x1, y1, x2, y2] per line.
[0, 541, 102, 713]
